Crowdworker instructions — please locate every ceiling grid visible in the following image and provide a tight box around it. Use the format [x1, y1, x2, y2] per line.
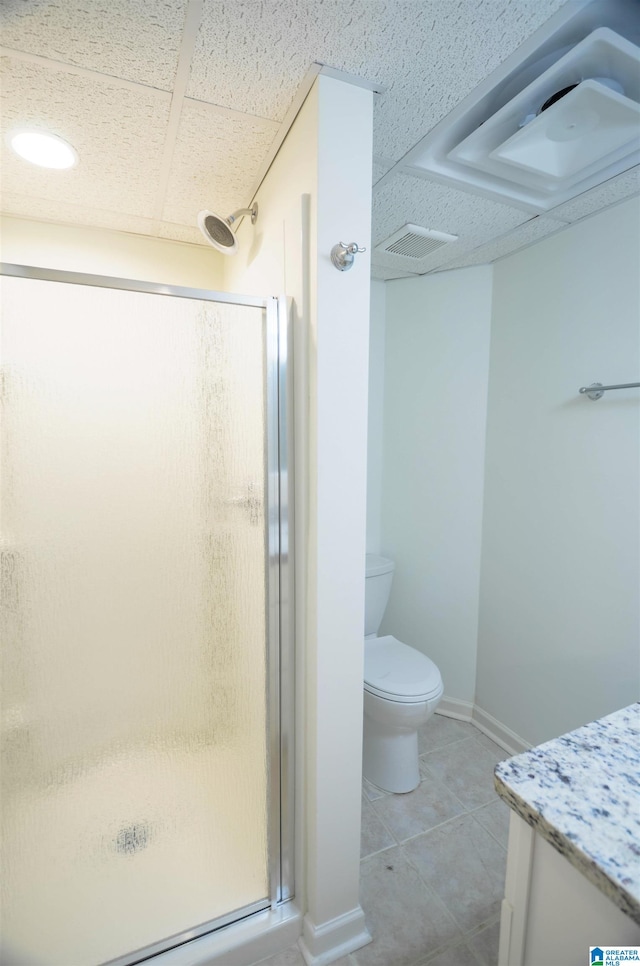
[0, 0, 638, 277]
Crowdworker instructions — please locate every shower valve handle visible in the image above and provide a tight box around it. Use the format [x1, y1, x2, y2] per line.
[331, 241, 366, 271]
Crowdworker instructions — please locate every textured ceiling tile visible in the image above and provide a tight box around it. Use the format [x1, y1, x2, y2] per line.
[546, 167, 640, 224]
[373, 155, 396, 184]
[0, 0, 188, 90]
[1, 57, 170, 217]
[371, 0, 568, 160]
[439, 216, 566, 271]
[371, 172, 531, 274]
[161, 98, 279, 226]
[370, 246, 460, 275]
[189, 0, 565, 156]
[158, 221, 208, 245]
[0, 190, 161, 236]
[188, 0, 387, 120]
[371, 264, 416, 281]
[2, 0, 622, 258]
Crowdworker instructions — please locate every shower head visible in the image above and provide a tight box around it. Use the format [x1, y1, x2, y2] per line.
[197, 204, 258, 255]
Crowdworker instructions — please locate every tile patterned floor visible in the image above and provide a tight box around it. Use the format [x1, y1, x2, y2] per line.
[255, 714, 510, 966]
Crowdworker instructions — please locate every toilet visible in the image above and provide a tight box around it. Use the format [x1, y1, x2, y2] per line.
[363, 554, 443, 793]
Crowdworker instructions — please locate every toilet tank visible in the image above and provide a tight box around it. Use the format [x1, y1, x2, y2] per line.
[365, 554, 395, 637]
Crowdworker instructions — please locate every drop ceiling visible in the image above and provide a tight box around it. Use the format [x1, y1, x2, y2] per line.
[1, 0, 638, 280]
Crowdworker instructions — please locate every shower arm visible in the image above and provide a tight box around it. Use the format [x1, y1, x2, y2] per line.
[227, 206, 258, 226]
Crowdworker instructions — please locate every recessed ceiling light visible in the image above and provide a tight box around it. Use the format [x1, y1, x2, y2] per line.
[9, 130, 78, 169]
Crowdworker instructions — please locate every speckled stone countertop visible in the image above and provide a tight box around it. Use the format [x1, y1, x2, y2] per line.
[494, 703, 640, 925]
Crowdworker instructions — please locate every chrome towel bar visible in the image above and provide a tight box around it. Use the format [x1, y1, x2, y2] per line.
[579, 381, 640, 400]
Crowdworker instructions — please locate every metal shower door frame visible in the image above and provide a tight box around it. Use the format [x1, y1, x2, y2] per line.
[0, 263, 295, 966]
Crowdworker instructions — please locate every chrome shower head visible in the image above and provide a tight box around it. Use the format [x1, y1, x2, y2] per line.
[197, 204, 258, 255]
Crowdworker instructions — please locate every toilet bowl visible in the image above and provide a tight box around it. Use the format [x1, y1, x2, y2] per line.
[363, 634, 443, 792]
[363, 556, 444, 793]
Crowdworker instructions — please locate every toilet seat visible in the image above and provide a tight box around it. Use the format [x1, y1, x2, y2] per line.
[364, 635, 443, 704]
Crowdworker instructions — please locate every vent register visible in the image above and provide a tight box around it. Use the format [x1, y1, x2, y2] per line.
[375, 2, 640, 270]
[400, 0, 640, 214]
[442, 27, 640, 208]
[375, 224, 458, 259]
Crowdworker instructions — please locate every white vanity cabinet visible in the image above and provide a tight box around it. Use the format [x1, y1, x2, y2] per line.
[498, 812, 640, 966]
[494, 704, 640, 966]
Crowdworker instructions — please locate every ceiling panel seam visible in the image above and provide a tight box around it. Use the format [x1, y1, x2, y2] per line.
[246, 62, 323, 204]
[153, 0, 203, 222]
[183, 96, 280, 128]
[1, 0, 632, 266]
[374, 163, 544, 218]
[0, 190, 163, 228]
[0, 46, 172, 98]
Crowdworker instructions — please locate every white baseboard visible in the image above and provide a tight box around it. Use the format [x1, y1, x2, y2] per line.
[298, 906, 371, 966]
[438, 695, 475, 721]
[471, 705, 530, 756]
[437, 696, 530, 757]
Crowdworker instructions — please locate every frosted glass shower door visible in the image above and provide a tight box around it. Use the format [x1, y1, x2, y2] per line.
[0, 271, 281, 966]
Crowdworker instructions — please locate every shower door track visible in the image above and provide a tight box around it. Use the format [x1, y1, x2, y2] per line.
[0, 263, 295, 966]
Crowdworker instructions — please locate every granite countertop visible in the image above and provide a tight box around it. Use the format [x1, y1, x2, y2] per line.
[494, 702, 640, 925]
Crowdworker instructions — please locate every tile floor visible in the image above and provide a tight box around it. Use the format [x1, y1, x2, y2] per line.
[256, 714, 511, 966]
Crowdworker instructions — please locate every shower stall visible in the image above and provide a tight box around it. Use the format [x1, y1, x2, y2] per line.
[0, 265, 293, 965]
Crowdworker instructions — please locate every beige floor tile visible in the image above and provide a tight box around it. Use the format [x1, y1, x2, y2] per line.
[469, 919, 501, 966]
[362, 778, 387, 802]
[419, 737, 502, 809]
[421, 938, 483, 966]
[472, 799, 510, 850]
[418, 714, 477, 755]
[263, 721, 509, 966]
[472, 731, 510, 761]
[402, 813, 506, 934]
[354, 848, 463, 966]
[361, 799, 396, 858]
[372, 774, 465, 843]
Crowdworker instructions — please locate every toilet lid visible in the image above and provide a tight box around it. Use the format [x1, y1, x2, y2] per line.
[364, 635, 443, 702]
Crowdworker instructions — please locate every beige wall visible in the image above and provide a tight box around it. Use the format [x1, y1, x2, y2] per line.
[0, 216, 225, 290]
[227, 74, 374, 958]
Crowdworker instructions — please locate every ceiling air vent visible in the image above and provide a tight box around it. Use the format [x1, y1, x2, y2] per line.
[397, 0, 640, 213]
[375, 224, 458, 259]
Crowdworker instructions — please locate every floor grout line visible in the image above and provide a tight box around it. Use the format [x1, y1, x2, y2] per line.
[360, 840, 397, 860]
[391, 808, 472, 846]
[421, 770, 473, 814]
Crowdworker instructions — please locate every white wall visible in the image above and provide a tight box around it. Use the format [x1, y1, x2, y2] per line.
[0, 216, 225, 290]
[312, 75, 372, 948]
[227, 74, 374, 959]
[476, 197, 640, 747]
[380, 266, 493, 705]
[367, 279, 386, 554]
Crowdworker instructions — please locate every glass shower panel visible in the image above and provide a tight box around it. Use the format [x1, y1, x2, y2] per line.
[0, 275, 271, 965]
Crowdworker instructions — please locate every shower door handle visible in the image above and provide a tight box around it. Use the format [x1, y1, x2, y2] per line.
[225, 482, 262, 525]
